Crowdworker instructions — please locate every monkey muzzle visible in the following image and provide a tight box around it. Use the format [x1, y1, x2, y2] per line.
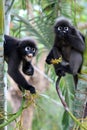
[25, 53, 33, 61]
[27, 53, 33, 58]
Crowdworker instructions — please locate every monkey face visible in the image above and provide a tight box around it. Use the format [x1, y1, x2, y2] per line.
[18, 39, 38, 62]
[55, 25, 71, 38]
[24, 46, 37, 61]
[54, 18, 73, 39]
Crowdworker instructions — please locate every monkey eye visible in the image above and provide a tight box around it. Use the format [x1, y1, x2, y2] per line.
[57, 26, 62, 31]
[32, 48, 36, 53]
[25, 47, 30, 51]
[64, 27, 68, 31]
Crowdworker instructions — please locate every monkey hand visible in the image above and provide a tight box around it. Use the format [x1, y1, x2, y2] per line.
[46, 58, 52, 64]
[51, 56, 62, 64]
[30, 85, 36, 94]
[56, 68, 65, 77]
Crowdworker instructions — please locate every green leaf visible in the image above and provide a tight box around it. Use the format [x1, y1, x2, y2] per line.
[62, 110, 69, 130]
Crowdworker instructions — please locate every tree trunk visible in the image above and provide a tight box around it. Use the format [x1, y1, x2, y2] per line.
[0, 0, 5, 130]
[5, 0, 14, 34]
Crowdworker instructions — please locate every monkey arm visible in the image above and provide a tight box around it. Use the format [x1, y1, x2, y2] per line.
[46, 47, 62, 64]
[46, 49, 54, 64]
[67, 32, 85, 53]
[8, 59, 36, 94]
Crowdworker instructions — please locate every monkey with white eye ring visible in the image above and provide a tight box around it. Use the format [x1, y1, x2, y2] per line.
[4, 35, 38, 94]
[46, 17, 85, 88]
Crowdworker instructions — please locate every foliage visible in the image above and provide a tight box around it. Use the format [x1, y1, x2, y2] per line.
[0, 94, 38, 129]
[0, 97, 25, 128]
[33, 91, 63, 130]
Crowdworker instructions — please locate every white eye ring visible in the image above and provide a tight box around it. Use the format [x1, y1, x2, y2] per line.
[32, 48, 35, 53]
[64, 27, 68, 31]
[58, 26, 62, 31]
[25, 47, 30, 51]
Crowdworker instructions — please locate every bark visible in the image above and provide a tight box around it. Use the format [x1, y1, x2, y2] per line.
[0, 0, 5, 130]
[5, 0, 15, 34]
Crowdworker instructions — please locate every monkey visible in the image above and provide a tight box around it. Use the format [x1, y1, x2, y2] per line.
[4, 35, 38, 94]
[46, 17, 85, 88]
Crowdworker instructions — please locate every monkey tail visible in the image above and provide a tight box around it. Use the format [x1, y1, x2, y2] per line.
[56, 76, 69, 111]
[56, 76, 61, 88]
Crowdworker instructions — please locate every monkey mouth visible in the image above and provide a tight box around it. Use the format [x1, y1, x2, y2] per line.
[28, 53, 33, 58]
[27, 54, 33, 60]
[25, 55, 33, 61]
[28, 55, 32, 58]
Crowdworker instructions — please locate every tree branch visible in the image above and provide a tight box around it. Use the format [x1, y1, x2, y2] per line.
[5, 0, 15, 15]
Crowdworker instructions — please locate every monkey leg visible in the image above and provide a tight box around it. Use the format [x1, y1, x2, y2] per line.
[54, 64, 65, 76]
[69, 50, 83, 88]
[69, 50, 82, 75]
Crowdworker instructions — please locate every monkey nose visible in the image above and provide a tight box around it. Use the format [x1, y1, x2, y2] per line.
[63, 30, 66, 33]
[28, 53, 33, 58]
